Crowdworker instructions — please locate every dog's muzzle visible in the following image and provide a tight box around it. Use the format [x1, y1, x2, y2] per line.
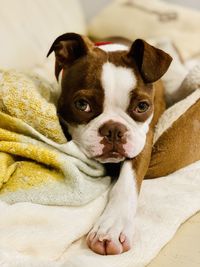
[96, 120, 128, 162]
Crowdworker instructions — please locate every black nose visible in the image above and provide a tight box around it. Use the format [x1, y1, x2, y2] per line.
[99, 121, 127, 142]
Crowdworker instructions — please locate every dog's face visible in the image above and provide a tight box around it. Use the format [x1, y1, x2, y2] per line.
[48, 33, 172, 163]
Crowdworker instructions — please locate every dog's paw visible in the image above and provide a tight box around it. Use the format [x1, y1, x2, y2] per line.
[86, 214, 134, 255]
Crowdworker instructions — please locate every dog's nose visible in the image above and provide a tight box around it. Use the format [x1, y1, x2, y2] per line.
[99, 121, 127, 142]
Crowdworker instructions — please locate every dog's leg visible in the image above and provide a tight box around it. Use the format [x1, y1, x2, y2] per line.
[87, 160, 138, 255]
[87, 128, 154, 255]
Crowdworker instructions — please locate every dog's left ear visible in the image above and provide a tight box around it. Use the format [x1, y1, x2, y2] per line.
[127, 39, 172, 83]
[47, 32, 94, 80]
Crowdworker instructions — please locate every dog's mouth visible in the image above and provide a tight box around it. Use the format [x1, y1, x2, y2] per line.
[95, 149, 127, 163]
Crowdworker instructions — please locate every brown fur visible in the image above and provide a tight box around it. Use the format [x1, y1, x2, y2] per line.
[146, 98, 200, 178]
[133, 80, 166, 190]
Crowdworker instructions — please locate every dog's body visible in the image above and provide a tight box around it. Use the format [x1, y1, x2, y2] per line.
[48, 33, 172, 255]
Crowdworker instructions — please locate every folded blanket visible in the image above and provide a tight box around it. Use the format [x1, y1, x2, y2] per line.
[0, 70, 110, 205]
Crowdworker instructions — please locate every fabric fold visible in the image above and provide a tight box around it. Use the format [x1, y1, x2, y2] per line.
[0, 70, 111, 205]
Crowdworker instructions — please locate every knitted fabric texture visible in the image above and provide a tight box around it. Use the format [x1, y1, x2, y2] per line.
[0, 70, 110, 205]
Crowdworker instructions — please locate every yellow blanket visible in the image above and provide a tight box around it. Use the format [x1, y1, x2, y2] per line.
[0, 70, 110, 205]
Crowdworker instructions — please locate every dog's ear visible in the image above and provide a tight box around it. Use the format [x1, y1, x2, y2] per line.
[47, 33, 94, 80]
[127, 39, 172, 83]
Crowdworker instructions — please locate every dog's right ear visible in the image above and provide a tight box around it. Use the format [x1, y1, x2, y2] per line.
[47, 33, 94, 80]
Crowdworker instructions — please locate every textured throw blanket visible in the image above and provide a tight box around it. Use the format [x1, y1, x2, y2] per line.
[0, 162, 199, 267]
[0, 70, 110, 205]
[0, 61, 200, 266]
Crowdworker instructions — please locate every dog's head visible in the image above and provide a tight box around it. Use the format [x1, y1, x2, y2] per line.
[48, 33, 172, 163]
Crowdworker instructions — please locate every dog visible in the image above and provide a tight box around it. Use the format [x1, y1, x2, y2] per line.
[47, 33, 172, 255]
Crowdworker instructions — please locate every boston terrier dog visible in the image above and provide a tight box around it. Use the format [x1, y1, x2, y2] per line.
[47, 33, 172, 255]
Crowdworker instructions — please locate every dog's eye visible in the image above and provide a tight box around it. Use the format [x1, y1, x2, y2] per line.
[75, 99, 91, 112]
[134, 101, 149, 113]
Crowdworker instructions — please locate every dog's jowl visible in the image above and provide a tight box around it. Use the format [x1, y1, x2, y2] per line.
[48, 33, 172, 255]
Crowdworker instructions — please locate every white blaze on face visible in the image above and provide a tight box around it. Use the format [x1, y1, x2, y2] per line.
[101, 62, 136, 112]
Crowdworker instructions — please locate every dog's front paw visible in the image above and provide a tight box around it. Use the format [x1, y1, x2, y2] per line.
[86, 214, 134, 255]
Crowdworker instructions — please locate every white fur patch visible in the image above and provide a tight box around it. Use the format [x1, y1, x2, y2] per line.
[88, 160, 137, 246]
[101, 62, 137, 111]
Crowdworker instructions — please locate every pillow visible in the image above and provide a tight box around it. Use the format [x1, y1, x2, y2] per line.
[88, 0, 200, 61]
[0, 0, 86, 70]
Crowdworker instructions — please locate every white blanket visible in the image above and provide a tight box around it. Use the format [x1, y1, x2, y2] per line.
[0, 161, 200, 267]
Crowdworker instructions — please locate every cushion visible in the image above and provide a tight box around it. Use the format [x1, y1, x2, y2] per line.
[88, 0, 200, 61]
